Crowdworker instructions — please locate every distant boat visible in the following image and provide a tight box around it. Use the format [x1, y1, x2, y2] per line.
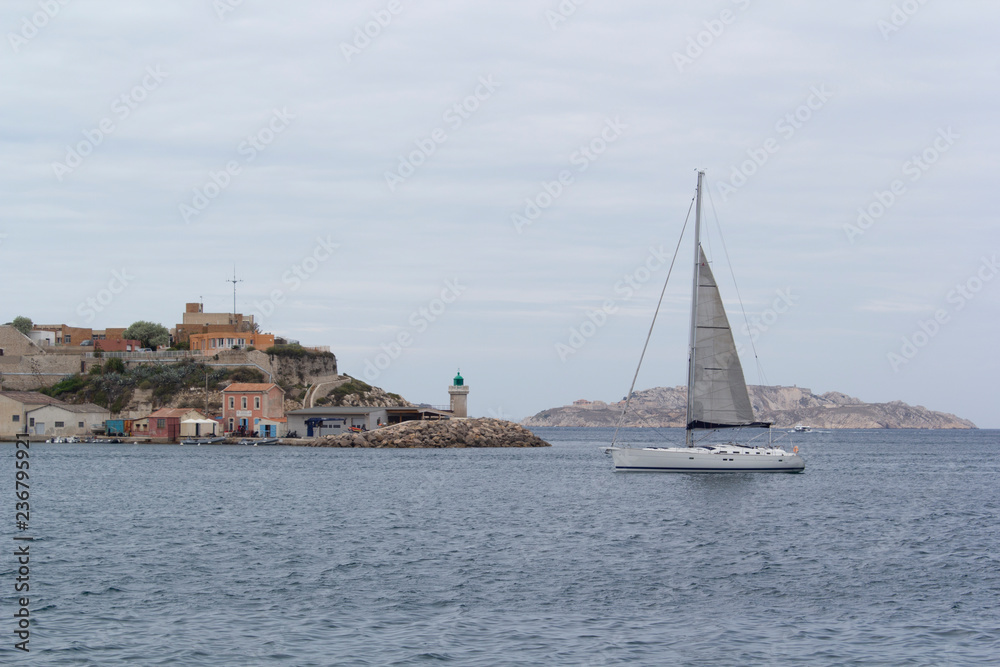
[793, 424, 812, 433]
[605, 171, 804, 473]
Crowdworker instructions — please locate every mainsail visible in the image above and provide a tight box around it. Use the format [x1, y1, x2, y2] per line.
[686, 246, 769, 431]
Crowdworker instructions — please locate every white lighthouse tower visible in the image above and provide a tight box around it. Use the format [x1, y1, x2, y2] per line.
[448, 370, 469, 418]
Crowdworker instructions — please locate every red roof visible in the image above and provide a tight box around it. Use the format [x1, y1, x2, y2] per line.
[223, 383, 283, 393]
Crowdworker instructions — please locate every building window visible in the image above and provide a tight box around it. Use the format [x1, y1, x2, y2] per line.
[241, 397, 247, 409]
[55, 421, 64, 428]
[64, 335, 71, 343]
[12, 415, 19, 422]
[157, 419, 165, 428]
[228, 418, 234, 431]
[78, 421, 84, 428]
[254, 396, 260, 410]
[29, 418, 34, 427]
[228, 397, 234, 409]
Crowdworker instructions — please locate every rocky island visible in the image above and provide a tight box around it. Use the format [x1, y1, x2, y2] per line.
[523, 385, 976, 429]
[302, 417, 551, 448]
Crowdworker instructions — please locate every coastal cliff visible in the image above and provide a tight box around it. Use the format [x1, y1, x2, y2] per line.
[522, 385, 976, 429]
[303, 418, 550, 448]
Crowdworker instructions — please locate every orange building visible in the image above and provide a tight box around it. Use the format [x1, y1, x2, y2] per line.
[188, 332, 274, 355]
[33, 324, 93, 346]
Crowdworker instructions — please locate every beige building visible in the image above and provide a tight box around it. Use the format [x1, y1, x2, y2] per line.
[25, 403, 110, 438]
[0, 391, 71, 438]
[174, 302, 255, 344]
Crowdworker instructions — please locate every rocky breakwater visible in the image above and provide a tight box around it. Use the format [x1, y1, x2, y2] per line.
[305, 418, 550, 448]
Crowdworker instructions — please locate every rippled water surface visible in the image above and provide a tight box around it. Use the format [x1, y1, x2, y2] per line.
[2, 428, 999, 665]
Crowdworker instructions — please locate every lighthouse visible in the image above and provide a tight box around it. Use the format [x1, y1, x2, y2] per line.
[448, 370, 469, 418]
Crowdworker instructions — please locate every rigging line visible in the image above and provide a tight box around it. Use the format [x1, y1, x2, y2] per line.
[630, 409, 685, 443]
[611, 194, 694, 448]
[703, 177, 770, 387]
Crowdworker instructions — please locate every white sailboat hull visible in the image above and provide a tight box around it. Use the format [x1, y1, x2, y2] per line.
[606, 445, 805, 473]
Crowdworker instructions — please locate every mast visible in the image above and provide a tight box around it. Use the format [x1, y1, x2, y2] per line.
[685, 170, 704, 447]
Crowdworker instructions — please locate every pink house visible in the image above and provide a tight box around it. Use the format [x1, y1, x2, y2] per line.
[222, 383, 285, 436]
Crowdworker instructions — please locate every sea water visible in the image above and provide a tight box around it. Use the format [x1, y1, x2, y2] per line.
[1, 428, 998, 665]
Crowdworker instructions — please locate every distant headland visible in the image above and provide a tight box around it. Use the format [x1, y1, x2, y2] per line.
[522, 385, 976, 429]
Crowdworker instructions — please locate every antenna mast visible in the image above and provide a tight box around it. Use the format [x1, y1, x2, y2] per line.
[226, 266, 243, 327]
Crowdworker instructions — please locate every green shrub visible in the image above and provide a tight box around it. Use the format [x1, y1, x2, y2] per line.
[92, 390, 109, 408]
[265, 344, 334, 359]
[228, 367, 265, 383]
[43, 375, 86, 397]
[329, 379, 373, 404]
[104, 358, 126, 374]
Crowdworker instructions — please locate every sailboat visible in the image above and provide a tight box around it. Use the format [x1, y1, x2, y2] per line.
[605, 171, 804, 472]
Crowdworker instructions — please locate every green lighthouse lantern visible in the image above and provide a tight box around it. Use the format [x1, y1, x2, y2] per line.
[453, 370, 464, 387]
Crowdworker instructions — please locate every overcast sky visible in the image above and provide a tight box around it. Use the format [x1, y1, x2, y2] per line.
[2, 1, 997, 427]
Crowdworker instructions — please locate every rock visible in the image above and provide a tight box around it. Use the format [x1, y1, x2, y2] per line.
[300, 418, 550, 448]
[522, 385, 976, 429]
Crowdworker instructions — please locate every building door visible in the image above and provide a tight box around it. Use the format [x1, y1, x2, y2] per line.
[34, 423, 45, 435]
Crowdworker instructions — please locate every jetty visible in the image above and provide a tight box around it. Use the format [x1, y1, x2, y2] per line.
[298, 418, 550, 448]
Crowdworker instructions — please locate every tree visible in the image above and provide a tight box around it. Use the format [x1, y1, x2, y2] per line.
[123, 321, 170, 349]
[11, 316, 32, 336]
